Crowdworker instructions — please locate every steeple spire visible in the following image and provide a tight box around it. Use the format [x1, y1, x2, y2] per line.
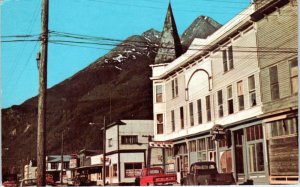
[154, 2, 183, 64]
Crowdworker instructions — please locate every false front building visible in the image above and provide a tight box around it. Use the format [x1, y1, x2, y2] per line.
[151, 1, 298, 185]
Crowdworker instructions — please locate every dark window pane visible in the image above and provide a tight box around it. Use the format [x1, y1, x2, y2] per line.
[171, 110, 175, 132]
[270, 66, 278, 84]
[228, 99, 234, 114]
[206, 96, 211, 122]
[223, 50, 228, 72]
[256, 143, 264, 171]
[271, 84, 280, 100]
[228, 46, 234, 70]
[180, 107, 184, 129]
[238, 95, 244, 111]
[156, 85, 163, 102]
[189, 102, 194, 126]
[197, 99, 202, 124]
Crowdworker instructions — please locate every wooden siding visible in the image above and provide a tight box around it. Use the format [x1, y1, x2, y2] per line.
[257, 1, 298, 113]
[267, 136, 298, 175]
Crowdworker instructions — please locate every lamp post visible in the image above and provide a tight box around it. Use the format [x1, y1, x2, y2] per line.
[89, 116, 106, 186]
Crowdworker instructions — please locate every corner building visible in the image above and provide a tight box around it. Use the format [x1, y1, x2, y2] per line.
[151, 1, 298, 185]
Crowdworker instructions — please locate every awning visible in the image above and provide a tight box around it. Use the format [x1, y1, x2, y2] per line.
[149, 141, 173, 148]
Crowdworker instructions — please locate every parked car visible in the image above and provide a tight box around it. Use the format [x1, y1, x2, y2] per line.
[136, 167, 177, 186]
[2, 180, 17, 187]
[181, 161, 235, 185]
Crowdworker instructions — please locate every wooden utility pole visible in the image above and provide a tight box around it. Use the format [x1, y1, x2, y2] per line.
[37, 0, 49, 186]
[60, 132, 64, 185]
[102, 116, 106, 186]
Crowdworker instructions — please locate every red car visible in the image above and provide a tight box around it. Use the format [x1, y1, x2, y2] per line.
[136, 167, 177, 186]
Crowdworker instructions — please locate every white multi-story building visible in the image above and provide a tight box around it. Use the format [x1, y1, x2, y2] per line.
[150, 3, 273, 185]
[104, 120, 161, 185]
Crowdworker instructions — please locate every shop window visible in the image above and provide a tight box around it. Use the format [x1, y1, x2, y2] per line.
[51, 163, 58, 170]
[227, 85, 234, 114]
[206, 95, 211, 122]
[157, 114, 163, 134]
[124, 163, 142, 178]
[217, 90, 223, 118]
[121, 136, 138, 144]
[156, 85, 163, 103]
[246, 125, 263, 141]
[220, 150, 232, 173]
[197, 99, 202, 124]
[267, 118, 297, 138]
[180, 107, 184, 129]
[113, 164, 117, 177]
[219, 138, 227, 148]
[171, 110, 175, 132]
[165, 148, 173, 157]
[207, 137, 216, 161]
[189, 102, 194, 126]
[172, 78, 178, 98]
[290, 58, 298, 94]
[174, 143, 187, 155]
[270, 66, 280, 100]
[63, 162, 69, 169]
[248, 75, 256, 107]
[248, 143, 264, 173]
[189, 140, 196, 152]
[237, 81, 244, 111]
[197, 138, 206, 161]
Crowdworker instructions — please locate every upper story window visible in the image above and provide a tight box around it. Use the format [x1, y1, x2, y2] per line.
[157, 114, 164, 134]
[269, 65, 280, 100]
[63, 162, 69, 169]
[227, 86, 234, 114]
[206, 95, 211, 122]
[108, 138, 113, 147]
[248, 75, 257, 107]
[156, 85, 163, 103]
[51, 163, 58, 170]
[197, 99, 202, 124]
[237, 81, 244, 111]
[217, 90, 223, 118]
[222, 46, 234, 73]
[171, 110, 175, 132]
[189, 102, 194, 126]
[121, 135, 138, 144]
[180, 107, 184, 129]
[290, 58, 298, 94]
[172, 78, 179, 98]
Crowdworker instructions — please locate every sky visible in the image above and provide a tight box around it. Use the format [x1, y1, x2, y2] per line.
[1, 0, 250, 108]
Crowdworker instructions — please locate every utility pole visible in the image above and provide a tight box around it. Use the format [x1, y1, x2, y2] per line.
[37, 0, 49, 186]
[60, 132, 64, 185]
[102, 116, 106, 186]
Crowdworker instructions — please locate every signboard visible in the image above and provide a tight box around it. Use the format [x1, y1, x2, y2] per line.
[210, 124, 225, 141]
[149, 141, 173, 148]
[69, 159, 77, 169]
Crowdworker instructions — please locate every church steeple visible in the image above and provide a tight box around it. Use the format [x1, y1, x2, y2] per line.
[154, 2, 183, 64]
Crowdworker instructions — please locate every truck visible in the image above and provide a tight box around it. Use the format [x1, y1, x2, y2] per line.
[181, 161, 235, 185]
[135, 167, 177, 186]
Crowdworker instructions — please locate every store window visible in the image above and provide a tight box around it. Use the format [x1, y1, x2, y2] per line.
[124, 163, 142, 178]
[290, 58, 298, 94]
[267, 118, 297, 138]
[246, 125, 264, 173]
[197, 138, 206, 161]
[121, 136, 138, 144]
[227, 86, 234, 114]
[156, 85, 163, 103]
[157, 114, 164, 134]
[189, 140, 196, 152]
[207, 137, 216, 161]
[248, 75, 257, 107]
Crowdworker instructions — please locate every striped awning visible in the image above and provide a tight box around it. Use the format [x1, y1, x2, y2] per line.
[149, 141, 173, 148]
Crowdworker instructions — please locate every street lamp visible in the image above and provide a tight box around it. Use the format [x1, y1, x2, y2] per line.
[89, 116, 106, 186]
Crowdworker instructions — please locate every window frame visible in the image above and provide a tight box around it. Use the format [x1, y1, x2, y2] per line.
[156, 114, 164, 134]
[248, 75, 257, 107]
[121, 135, 138, 145]
[124, 162, 143, 178]
[189, 102, 194, 126]
[227, 85, 234, 114]
[172, 78, 179, 98]
[197, 99, 202, 124]
[206, 95, 211, 122]
[217, 90, 224, 118]
[269, 65, 280, 100]
[289, 58, 298, 95]
[171, 110, 175, 132]
[237, 81, 244, 111]
[155, 84, 163, 103]
[222, 46, 234, 73]
[108, 138, 113, 147]
[180, 107, 184, 129]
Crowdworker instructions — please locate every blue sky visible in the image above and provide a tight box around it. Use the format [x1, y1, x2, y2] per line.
[1, 0, 250, 108]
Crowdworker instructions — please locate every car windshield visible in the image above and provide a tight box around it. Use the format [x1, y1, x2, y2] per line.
[149, 169, 161, 174]
[194, 164, 215, 170]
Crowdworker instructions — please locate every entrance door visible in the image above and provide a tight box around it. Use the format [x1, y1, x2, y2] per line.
[234, 129, 245, 182]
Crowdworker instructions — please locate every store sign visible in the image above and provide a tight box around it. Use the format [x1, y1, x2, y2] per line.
[210, 124, 225, 141]
[69, 159, 77, 168]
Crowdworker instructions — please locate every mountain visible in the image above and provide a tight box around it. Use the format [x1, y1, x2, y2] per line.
[1, 16, 221, 174]
[181, 16, 222, 51]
